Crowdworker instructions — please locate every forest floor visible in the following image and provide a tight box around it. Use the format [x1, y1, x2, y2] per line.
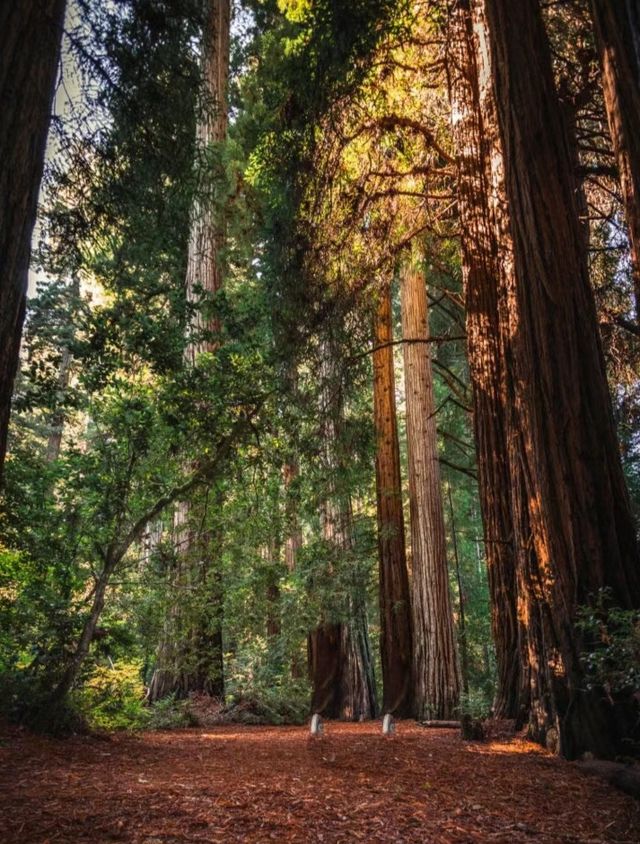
[0, 721, 638, 843]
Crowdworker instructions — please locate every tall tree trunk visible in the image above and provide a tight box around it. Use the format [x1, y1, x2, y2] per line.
[447, 482, 469, 698]
[591, 0, 640, 319]
[482, 0, 640, 758]
[446, 0, 523, 720]
[309, 623, 342, 716]
[184, 0, 230, 359]
[0, 0, 66, 482]
[400, 258, 460, 721]
[146, 550, 182, 703]
[266, 580, 281, 639]
[190, 546, 225, 697]
[372, 283, 413, 717]
[149, 0, 230, 701]
[309, 341, 376, 720]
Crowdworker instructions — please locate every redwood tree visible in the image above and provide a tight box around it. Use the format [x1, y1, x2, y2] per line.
[0, 0, 66, 482]
[446, 0, 524, 720]
[373, 283, 413, 717]
[401, 258, 460, 721]
[482, 0, 640, 758]
[591, 0, 640, 319]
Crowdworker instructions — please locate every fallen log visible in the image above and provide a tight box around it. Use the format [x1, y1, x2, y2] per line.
[420, 720, 460, 729]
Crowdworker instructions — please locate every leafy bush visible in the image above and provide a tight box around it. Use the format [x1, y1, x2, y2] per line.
[225, 640, 310, 724]
[146, 694, 198, 730]
[75, 660, 149, 730]
[459, 687, 492, 720]
[577, 590, 640, 697]
[0, 669, 86, 734]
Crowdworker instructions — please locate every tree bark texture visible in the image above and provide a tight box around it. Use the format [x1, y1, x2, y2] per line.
[482, 0, 640, 758]
[591, 0, 640, 319]
[184, 0, 230, 360]
[0, 0, 66, 482]
[446, 0, 524, 720]
[373, 284, 414, 717]
[309, 623, 342, 716]
[401, 261, 460, 721]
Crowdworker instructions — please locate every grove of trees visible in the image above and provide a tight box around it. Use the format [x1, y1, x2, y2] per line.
[1, 0, 639, 763]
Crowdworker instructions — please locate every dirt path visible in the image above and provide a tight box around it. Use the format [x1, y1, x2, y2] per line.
[0, 722, 637, 843]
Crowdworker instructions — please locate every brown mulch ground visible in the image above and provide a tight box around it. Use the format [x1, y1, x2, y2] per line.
[0, 722, 638, 843]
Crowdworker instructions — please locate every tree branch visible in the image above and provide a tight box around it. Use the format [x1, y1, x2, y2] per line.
[439, 458, 477, 481]
[350, 335, 467, 363]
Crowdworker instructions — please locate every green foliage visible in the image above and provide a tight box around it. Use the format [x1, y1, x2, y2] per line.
[459, 688, 493, 721]
[6, 0, 637, 741]
[577, 590, 640, 696]
[146, 694, 197, 730]
[73, 661, 200, 731]
[1, 0, 496, 729]
[225, 642, 311, 724]
[75, 660, 148, 730]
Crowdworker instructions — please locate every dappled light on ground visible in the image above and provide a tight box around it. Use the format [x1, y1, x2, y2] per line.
[464, 738, 549, 757]
[0, 722, 637, 842]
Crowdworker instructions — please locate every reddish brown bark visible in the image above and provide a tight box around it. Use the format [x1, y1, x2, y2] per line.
[446, 0, 523, 720]
[184, 0, 230, 357]
[0, 0, 66, 482]
[373, 284, 413, 717]
[482, 0, 640, 758]
[308, 624, 343, 716]
[591, 0, 640, 319]
[266, 582, 281, 639]
[309, 617, 376, 721]
[401, 259, 460, 721]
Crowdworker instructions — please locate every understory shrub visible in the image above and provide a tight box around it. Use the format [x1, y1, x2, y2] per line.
[75, 660, 148, 730]
[578, 590, 640, 698]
